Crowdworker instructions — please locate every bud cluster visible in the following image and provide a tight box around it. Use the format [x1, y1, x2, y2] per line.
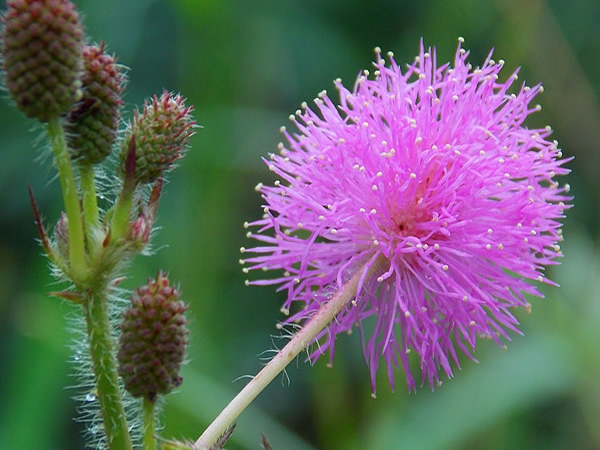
[1, 1, 197, 179]
[1, 0, 84, 121]
[2, 0, 199, 446]
[117, 272, 189, 402]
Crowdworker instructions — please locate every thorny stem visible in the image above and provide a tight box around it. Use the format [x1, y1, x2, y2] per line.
[194, 256, 385, 449]
[47, 117, 88, 281]
[84, 289, 133, 450]
[143, 398, 157, 450]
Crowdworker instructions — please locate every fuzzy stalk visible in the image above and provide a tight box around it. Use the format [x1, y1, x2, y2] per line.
[84, 289, 133, 450]
[47, 117, 88, 281]
[110, 139, 137, 243]
[110, 184, 133, 243]
[194, 256, 384, 449]
[143, 398, 157, 450]
[79, 163, 100, 252]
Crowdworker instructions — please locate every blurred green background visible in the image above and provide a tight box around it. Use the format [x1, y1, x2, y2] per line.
[1, 0, 599, 448]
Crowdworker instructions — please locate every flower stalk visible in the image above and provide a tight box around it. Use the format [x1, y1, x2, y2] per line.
[47, 117, 88, 282]
[143, 398, 157, 450]
[79, 162, 100, 249]
[84, 288, 133, 450]
[194, 255, 384, 449]
[110, 138, 137, 243]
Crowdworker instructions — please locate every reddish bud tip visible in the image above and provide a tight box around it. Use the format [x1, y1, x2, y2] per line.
[129, 208, 152, 246]
[120, 91, 197, 184]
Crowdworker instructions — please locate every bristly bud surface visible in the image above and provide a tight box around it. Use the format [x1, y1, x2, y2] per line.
[1, 0, 84, 121]
[120, 91, 196, 184]
[67, 43, 125, 164]
[117, 272, 188, 402]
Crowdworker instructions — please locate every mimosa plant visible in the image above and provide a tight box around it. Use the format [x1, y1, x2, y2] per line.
[1, 1, 571, 449]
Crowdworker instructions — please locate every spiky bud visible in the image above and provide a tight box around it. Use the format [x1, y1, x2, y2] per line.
[120, 91, 196, 184]
[117, 272, 188, 402]
[67, 43, 126, 164]
[1, 0, 84, 121]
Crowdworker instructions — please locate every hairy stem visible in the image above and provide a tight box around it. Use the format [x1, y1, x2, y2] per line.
[110, 181, 133, 243]
[47, 117, 88, 281]
[84, 289, 132, 450]
[143, 398, 157, 450]
[110, 138, 137, 243]
[79, 162, 100, 252]
[194, 256, 383, 449]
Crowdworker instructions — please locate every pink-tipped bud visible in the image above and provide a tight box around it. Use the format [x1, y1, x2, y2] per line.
[129, 208, 152, 247]
[53, 211, 69, 259]
[120, 91, 196, 184]
[67, 43, 126, 164]
[1, 0, 84, 121]
[117, 272, 188, 402]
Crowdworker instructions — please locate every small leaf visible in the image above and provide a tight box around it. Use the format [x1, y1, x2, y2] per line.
[211, 423, 236, 449]
[261, 433, 274, 450]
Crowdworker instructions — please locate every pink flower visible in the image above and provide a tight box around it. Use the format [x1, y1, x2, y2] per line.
[243, 39, 571, 392]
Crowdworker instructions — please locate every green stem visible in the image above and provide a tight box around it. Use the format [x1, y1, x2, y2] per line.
[79, 162, 100, 252]
[47, 117, 88, 281]
[84, 289, 132, 450]
[110, 139, 137, 243]
[143, 398, 157, 450]
[110, 177, 134, 244]
[194, 256, 384, 449]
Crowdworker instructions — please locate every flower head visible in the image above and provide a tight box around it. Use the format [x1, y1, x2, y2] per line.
[243, 39, 571, 392]
[1, 0, 84, 121]
[67, 43, 126, 165]
[120, 91, 196, 184]
[117, 272, 189, 402]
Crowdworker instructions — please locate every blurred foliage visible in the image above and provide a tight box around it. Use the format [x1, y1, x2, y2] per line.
[0, 0, 599, 449]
